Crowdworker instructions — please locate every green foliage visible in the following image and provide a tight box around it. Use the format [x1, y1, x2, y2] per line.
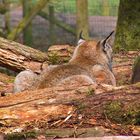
[54, 0, 119, 16]
[104, 101, 140, 125]
[9, 0, 119, 16]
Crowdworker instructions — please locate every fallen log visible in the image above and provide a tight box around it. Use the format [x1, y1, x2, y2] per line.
[0, 37, 48, 72]
[0, 83, 140, 134]
[0, 37, 74, 72]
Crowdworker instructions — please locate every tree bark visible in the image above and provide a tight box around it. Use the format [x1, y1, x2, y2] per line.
[22, 0, 33, 46]
[102, 0, 109, 16]
[3, 0, 11, 34]
[114, 0, 140, 51]
[76, 0, 89, 40]
[49, 5, 56, 45]
[0, 37, 48, 72]
[131, 56, 140, 84]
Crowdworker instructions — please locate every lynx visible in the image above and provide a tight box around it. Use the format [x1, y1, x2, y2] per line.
[14, 31, 116, 93]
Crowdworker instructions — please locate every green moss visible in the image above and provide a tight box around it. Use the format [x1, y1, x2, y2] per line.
[5, 130, 38, 140]
[63, 57, 70, 63]
[48, 52, 60, 65]
[104, 101, 122, 123]
[5, 78, 15, 83]
[114, 0, 140, 51]
[104, 101, 140, 125]
[86, 87, 95, 96]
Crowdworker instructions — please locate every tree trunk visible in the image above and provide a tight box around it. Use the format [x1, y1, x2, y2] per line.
[76, 0, 89, 40]
[7, 0, 49, 40]
[114, 0, 140, 51]
[131, 56, 140, 84]
[0, 37, 48, 72]
[22, 0, 33, 46]
[102, 0, 109, 16]
[3, 0, 11, 34]
[0, 83, 140, 134]
[49, 5, 56, 45]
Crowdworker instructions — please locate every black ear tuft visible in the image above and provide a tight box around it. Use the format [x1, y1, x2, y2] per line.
[79, 31, 85, 40]
[102, 30, 114, 47]
[77, 31, 85, 45]
[104, 31, 114, 42]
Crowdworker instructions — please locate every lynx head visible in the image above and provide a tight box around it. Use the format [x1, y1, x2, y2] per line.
[97, 31, 115, 71]
[70, 31, 114, 71]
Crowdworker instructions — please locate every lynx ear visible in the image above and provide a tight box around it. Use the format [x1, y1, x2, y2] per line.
[77, 31, 85, 45]
[102, 31, 114, 48]
[97, 31, 114, 51]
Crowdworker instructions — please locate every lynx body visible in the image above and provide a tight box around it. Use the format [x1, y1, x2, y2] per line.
[14, 32, 116, 93]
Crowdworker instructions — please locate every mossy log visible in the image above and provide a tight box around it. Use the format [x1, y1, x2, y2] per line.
[0, 37, 48, 72]
[131, 56, 140, 84]
[0, 83, 140, 134]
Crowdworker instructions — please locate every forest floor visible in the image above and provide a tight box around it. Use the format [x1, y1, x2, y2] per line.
[0, 48, 140, 140]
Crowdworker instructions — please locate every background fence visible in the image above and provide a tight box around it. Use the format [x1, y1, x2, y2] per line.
[0, 0, 120, 51]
